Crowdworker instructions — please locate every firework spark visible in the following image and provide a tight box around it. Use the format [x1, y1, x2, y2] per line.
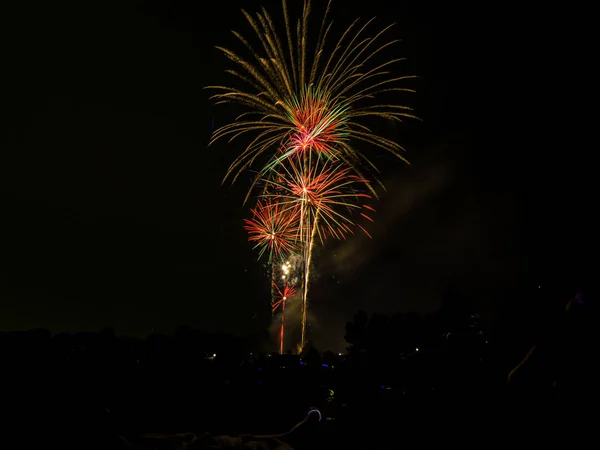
[263, 152, 374, 350]
[207, 0, 417, 200]
[209, 0, 417, 353]
[263, 153, 374, 243]
[272, 282, 297, 354]
[244, 200, 300, 261]
[272, 282, 296, 312]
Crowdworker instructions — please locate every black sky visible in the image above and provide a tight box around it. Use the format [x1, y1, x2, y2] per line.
[1, 1, 595, 349]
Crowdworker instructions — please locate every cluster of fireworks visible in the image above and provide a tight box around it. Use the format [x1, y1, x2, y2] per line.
[208, 0, 416, 353]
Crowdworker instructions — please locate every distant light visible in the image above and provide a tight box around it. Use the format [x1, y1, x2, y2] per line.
[213, 353, 217, 357]
[322, 363, 329, 367]
[415, 348, 419, 352]
[538, 285, 541, 288]
[338, 352, 342, 356]
[308, 409, 322, 422]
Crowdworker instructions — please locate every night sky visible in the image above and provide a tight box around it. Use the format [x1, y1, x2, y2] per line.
[1, 1, 594, 349]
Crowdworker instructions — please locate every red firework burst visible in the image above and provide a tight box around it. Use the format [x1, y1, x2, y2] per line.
[287, 90, 348, 158]
[264, 154, 374, 241]
[272, 283, 297, 312]
[244, 200, 300, 260]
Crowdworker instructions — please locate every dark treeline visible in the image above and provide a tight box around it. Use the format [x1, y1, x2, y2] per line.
[2, 283, 595, 448]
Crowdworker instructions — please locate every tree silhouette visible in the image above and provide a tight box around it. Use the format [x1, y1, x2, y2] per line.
[322, 350, 335, 366]
[300, 342, 321, 365]
[344, 310, 368, 353]
[439, 283, 473, 332]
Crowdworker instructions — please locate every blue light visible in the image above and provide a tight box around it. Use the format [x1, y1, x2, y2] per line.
[308, 409, 322, 422]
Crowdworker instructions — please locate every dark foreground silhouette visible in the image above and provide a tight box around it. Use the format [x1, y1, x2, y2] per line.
[3, 284, 597, 448]
[121, 409, 323, 449]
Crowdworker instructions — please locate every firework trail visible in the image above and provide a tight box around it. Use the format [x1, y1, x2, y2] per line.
[262, 152, 374, 348]
[208, 0, 417, 352]
[272, 280, 296, 354]
[301, 213, 318, 350]
[244, 201, 300, 328]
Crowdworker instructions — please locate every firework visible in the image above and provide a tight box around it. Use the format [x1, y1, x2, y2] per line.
[262, 150, 376, 350]
[207, 0, 417, 199]
[209, 0, 417, 353]
[244, 200, 300, 261]
[264, 152, 375, 349]
[272, 281, 297, 354]
[277, 259, 294, 285]
[244, 201, 301, 350]
[263, 152, 374, 243]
